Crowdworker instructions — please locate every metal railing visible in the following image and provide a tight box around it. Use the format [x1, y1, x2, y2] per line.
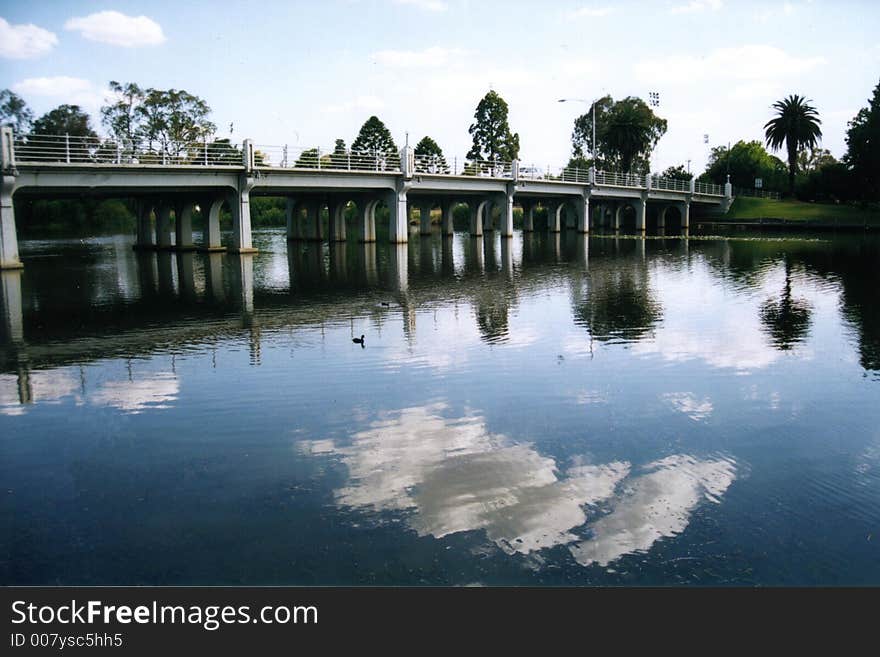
[14, 133, 243, 166]
[9, 133, 728, 197]
[253, 145, 401, 172]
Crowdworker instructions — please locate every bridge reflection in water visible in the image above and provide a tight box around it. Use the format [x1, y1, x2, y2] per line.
[0, 230, 682, 414]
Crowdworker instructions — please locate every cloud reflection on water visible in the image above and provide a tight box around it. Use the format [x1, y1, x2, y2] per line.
[301, 403, 736, 566]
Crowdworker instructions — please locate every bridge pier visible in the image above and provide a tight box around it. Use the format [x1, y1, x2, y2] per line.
[635, 197, 647, 232]
[576, 195, 590, 233]
[304, 200, 323, 241]
[679, 200, 690, 231]
[229, 182, 258, 254]
[522, 201, 534, 232]
[134, 201, 156, 250]
[419, 202, 433, 236]
[174, 203, 196, 251]
[440, 200, 454, 237]
[386, 187, 409, 244]
[0, 178, 22, 270]
[358, 199, 377, 243]
[285, 198, 299, 241]
[613, 203, 623, 231]
[658, 205, 667, 230]
[199, 198, 226, 251]
[495, 190, 514, 238]
[156, 204, 174, 249]
[470, 199, 489, 237]
[1, 128, 23, 270]
[328, 197, 347, 242]
[546, 201, 562, 233]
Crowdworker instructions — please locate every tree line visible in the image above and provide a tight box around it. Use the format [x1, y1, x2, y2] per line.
[2, 75, 878, 213]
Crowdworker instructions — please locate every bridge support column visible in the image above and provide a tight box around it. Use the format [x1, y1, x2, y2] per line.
[470, 199, 488, 237]
[132, 201, 154, 250]
[358, 199, 377, 243]
[285, 198, 299, 241]
[328, 198, 347, 242]
[613, 204, 623, 231]
[576, 195, 590, 233]
[229, 181, 258, 254]
[679, 200, 690, 231]
[495, 190, 514, 238]
[522, 201, 534, 232]
[199, 198, 225, 252]
[635, 197, 647, 233]
[386, 187, 409, 244]
[156, 204, 173, 250]
[546, 202, 561, 233]
[0, 175, 22, 270]
[304, 200, 323, 242]
[174, 203, 196, 251]
[657, 206, 668, 230]
[440, 200, 454, 237]
[419, 203, 433, 236]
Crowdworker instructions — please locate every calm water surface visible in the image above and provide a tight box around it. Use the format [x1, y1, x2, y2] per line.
[1, 228, 878, 585]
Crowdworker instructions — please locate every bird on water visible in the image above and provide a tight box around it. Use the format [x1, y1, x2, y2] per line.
[352, 334, 365, 345]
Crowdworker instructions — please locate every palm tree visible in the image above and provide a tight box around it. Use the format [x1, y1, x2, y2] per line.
[764, 94, 822, 196]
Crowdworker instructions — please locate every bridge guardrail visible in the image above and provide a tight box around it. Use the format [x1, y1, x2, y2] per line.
[14, 133, 244, 166]
[9, 133, 727, 197]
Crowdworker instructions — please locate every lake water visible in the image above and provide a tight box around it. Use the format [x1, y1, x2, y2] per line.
[1, 227, 878, 585]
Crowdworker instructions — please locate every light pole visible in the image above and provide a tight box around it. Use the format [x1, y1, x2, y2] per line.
[558, 97, 597, 165]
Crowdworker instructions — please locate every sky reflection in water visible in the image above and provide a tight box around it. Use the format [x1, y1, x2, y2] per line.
[1, 229, 878, 585]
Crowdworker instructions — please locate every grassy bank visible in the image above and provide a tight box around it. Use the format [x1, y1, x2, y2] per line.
[715, 197, 880, 227]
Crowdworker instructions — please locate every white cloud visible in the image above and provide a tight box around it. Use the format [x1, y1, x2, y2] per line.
[670, 0, 723, 14]
[392, 0, 448, 11]
[570, 7, 615, 18]
[12, 77, 110, 113]
[634, 45, 825, 86]
[662, 392, 714, 421]
[371, 46, 466, 68]
[0, 17, 58, 59]
[569, 454, 737, 566]
[64, 10, 165, 47]
[324, 95, 386, 113]
[89, 372, 179, 414]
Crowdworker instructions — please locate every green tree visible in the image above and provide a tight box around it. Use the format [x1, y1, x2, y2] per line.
[351, 116, 398, 169]
[330, 138, 348, 168]
[570, 95, 614, 168]
[602, 97, 667, 173]
[467, 90, 520, 162]
[844, 78, 880, 200]
[764, 94, 822, 196]
[661, 165, 693, 180]
[700, 140, 787, 192]
[0, 89, 33, 135]
[100, 81, 145, 149]
[414, 135, 448, 173]
[32, 104, 97, 138]
[295, 148, 320, 168]
[135, 88, 215, 158]
[797, 146, 836, 172]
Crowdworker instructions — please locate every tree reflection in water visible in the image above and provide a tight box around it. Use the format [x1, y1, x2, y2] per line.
[759, 256, 812, 350]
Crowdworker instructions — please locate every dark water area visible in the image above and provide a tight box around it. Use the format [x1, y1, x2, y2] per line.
[1, 228, 878, 585]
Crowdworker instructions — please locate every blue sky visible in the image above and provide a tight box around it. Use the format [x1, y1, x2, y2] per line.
[1, 0, 878, 173]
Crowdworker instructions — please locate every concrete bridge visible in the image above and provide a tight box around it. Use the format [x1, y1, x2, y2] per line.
[0, 128, 732, 269]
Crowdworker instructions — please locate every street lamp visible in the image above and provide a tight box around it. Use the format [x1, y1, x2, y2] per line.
[558, 97, 598, 165]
